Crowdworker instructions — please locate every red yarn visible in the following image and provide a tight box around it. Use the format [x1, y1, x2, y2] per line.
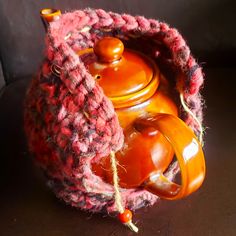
[24, 9, 204, 213]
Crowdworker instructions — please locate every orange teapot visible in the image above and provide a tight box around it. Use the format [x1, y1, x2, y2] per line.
[40, 9, 205, 200]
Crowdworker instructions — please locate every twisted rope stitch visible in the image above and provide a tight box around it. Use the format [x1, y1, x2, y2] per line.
[24, 9, 204, 214]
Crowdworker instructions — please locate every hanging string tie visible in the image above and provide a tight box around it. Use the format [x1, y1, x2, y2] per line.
[110, 151, 139, 233]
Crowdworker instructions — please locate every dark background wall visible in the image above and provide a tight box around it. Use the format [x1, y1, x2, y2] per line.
[0, 0, 235, 86]
[0, 62, 4, 90]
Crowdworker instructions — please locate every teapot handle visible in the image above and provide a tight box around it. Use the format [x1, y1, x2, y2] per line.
[135, 114, 206, 199]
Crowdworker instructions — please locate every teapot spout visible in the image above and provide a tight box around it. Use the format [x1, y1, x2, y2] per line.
[40, 8, 61, 30]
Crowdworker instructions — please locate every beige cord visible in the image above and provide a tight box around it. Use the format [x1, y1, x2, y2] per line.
[110, 151, 139, 233]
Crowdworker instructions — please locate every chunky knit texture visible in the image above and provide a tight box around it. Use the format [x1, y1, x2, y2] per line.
[24, 9, 204, 213]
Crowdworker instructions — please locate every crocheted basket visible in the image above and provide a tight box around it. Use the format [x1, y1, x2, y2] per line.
[24, 9, 204, 214]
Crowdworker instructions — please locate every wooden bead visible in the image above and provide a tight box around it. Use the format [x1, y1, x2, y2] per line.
[118, 209, 133, 223]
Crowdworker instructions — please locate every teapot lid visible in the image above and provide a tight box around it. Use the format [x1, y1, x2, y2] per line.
[87, 37, 159, 107]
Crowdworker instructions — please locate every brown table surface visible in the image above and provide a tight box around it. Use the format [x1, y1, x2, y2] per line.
[0, 67, 236, 236]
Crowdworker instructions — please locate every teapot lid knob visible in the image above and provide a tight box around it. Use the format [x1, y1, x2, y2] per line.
[94, 37, 124, 63]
